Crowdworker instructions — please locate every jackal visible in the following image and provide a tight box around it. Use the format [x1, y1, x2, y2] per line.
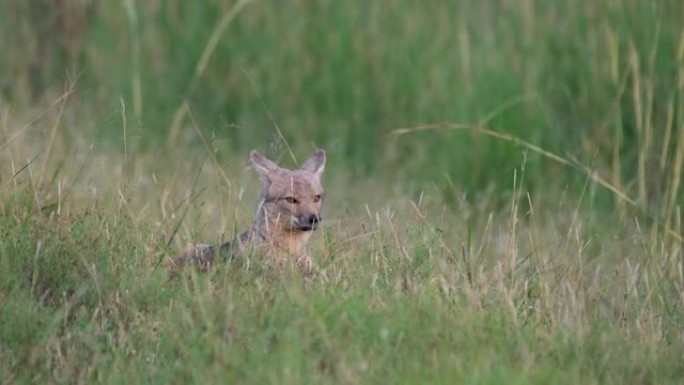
[172, 149, 326, 276]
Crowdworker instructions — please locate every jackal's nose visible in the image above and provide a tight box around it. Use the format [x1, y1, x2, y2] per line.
[306, 214, 321, 226]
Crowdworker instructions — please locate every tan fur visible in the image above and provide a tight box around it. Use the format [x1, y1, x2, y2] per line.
[171, 149, 326, 277]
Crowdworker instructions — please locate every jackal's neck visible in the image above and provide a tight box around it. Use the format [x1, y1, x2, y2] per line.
[249, 203, 312, 256]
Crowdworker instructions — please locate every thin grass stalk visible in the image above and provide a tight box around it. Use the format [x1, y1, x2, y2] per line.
[629, 40, 647, 205]
[606, 25, 624, 218]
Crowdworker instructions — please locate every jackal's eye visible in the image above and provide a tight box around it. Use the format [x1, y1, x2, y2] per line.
[313, 194, 322, 203]
[283, 196, 299, 204]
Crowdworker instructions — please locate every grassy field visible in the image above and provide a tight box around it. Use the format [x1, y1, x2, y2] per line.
[2, 0, 684, 384]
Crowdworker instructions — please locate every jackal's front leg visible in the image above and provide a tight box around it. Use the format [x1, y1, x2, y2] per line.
[296, 253, 314, 277]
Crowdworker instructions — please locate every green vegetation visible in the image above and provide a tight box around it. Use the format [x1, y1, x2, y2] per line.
[1, 0, 684, 383]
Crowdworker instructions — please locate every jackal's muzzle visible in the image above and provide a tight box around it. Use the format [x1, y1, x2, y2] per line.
[296, 214, 321, 232]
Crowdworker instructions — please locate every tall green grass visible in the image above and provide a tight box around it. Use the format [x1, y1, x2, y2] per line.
[2, 1, 683, 203]
[2, 0, 684, 383]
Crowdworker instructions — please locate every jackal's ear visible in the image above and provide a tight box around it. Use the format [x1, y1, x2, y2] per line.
[250, 150, 280, 181]
[300, 150, 326, 178]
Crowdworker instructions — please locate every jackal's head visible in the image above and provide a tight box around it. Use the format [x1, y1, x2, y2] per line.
[251, 150, 326, 233]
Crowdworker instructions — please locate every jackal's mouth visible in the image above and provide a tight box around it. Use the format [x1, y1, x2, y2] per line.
[297, 224, 318, 232]
[292, 215, 321, 232]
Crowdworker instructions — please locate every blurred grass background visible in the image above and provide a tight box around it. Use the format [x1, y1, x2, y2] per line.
[2, 1, 684, 383]
[3, 0, 683, 211]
